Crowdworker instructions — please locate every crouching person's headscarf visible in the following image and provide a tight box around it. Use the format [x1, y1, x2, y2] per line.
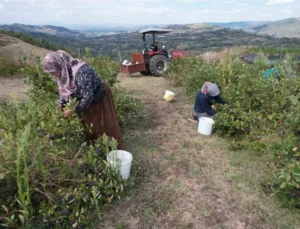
[201, 81, 226, 104]
[43, 50, 86, 101]
[201, 82, 220, 97]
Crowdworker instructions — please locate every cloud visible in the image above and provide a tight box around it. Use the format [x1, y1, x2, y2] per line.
[177, 0, 237, 3]
[265, 0, 294, 5]
[0, 3, 3, 9]
[121, 0, 164, 2]
[226, 9, 242, 14]
[200, 9, 214, 13]
[57, 9, 74, 15]
[283, 9, 292, 13]
[238, 3, 249, 6]
[1, 0, 43, 4]
[128, 6, 177, 14]
[177, 0, 206, 2]
[97, 6, 176, 15]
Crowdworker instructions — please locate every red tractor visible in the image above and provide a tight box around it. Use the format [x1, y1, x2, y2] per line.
[120, 28, 188, 76]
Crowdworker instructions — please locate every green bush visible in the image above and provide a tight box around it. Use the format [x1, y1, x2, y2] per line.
[112, 86, 141, 127]
[167, 52, 300, 208]
[85, 56, 119, 86]
[269, 136, 300, 208]
[0, 57, 139, 228]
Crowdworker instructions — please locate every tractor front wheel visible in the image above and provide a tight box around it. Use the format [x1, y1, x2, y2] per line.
[149, 55, 168, 76]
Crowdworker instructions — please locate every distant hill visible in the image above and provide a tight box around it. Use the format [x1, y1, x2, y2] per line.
[0, 23, 84, 39]
[204, 21, 267, 29]
[0, 33, 49, 65]
[246, 17, 300, 38]
[1, 22, 300, 61]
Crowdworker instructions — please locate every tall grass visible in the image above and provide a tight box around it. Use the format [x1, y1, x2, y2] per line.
[0, 56, 24, 77]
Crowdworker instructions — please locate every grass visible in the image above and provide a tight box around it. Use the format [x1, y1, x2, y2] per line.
[0, 33, 49, 67]
[0, 33, 49, 78]
[0, 56, 23, 77]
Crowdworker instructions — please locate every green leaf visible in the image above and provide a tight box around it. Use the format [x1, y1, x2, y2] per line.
[72, 221, 78, 228]
[280, 182, 287, 189]
[0, 173, 5, 180]
[18, 214, 25, 225]
[1, 205, 8, 213]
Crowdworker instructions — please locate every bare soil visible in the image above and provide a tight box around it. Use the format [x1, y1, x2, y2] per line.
[0, 75, 29, 100]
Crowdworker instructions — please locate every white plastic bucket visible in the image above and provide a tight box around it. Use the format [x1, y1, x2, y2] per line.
[198, 117, 215, 136]
[107, 150, 133, 179]
[163, 90, 175, 102]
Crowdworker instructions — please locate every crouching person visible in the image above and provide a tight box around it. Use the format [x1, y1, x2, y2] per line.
[190, 82, 226, 122]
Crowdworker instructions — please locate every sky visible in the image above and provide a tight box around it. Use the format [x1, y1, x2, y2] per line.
[0, 0, 299, 26]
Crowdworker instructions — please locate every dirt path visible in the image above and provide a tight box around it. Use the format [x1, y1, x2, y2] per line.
[99, 74, 300, 229]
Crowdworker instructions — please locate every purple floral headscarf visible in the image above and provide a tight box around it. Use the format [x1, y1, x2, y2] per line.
[43, 50, 86, 101]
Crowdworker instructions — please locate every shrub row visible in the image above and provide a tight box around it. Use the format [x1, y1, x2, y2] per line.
[0, 57, 139, 228]
[167, 52, 300, 208]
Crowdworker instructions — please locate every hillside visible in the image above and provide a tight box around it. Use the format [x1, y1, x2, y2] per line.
[205, 21, 267, 29]
[1, 23, 300, 61]
[0, 23, 84, 39]
[69, 27, 300, 60]
[247, 17, 300, 38]
[0, 33, 50, 65]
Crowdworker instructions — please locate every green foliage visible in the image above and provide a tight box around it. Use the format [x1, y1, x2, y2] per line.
[23, 57, 58, 100]
[269, 137, 300, 208]
[167, 52, 300, 208]
[268, 96, 300, 207]
[0, 57, 139, 228]
[168, 54, 300, 138]
[84, 56, 119, 86]
[112, 86, 141, 127]
[166, 56, 204, 88]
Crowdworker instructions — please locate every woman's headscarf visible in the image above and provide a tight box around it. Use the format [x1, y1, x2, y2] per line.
[43, 50, 86, 101]
[201, 81, 220, 97]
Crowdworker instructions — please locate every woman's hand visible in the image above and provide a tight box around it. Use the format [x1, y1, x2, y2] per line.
[64, 109, 73, 118]
[212, 104, 217, 110]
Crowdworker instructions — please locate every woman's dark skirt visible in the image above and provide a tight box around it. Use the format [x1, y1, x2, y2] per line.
[81, 82, 123, 149]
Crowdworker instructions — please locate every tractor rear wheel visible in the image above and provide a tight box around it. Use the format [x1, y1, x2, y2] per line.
[149, 55, 168, 76]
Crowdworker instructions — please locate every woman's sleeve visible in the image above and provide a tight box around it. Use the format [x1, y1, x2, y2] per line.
[214, 95, 226, 104]
[201, 98, 216, 116]
[74, 73, 94, 115]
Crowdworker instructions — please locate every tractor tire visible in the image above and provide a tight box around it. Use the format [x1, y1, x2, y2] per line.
[149, 55, 169, 76]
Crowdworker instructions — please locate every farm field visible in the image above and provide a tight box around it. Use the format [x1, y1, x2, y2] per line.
[1, 72, 299, 228]
[1, 3, 300, 228]
[96, 74, 300, 229]
[0, 29, 299, 228]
